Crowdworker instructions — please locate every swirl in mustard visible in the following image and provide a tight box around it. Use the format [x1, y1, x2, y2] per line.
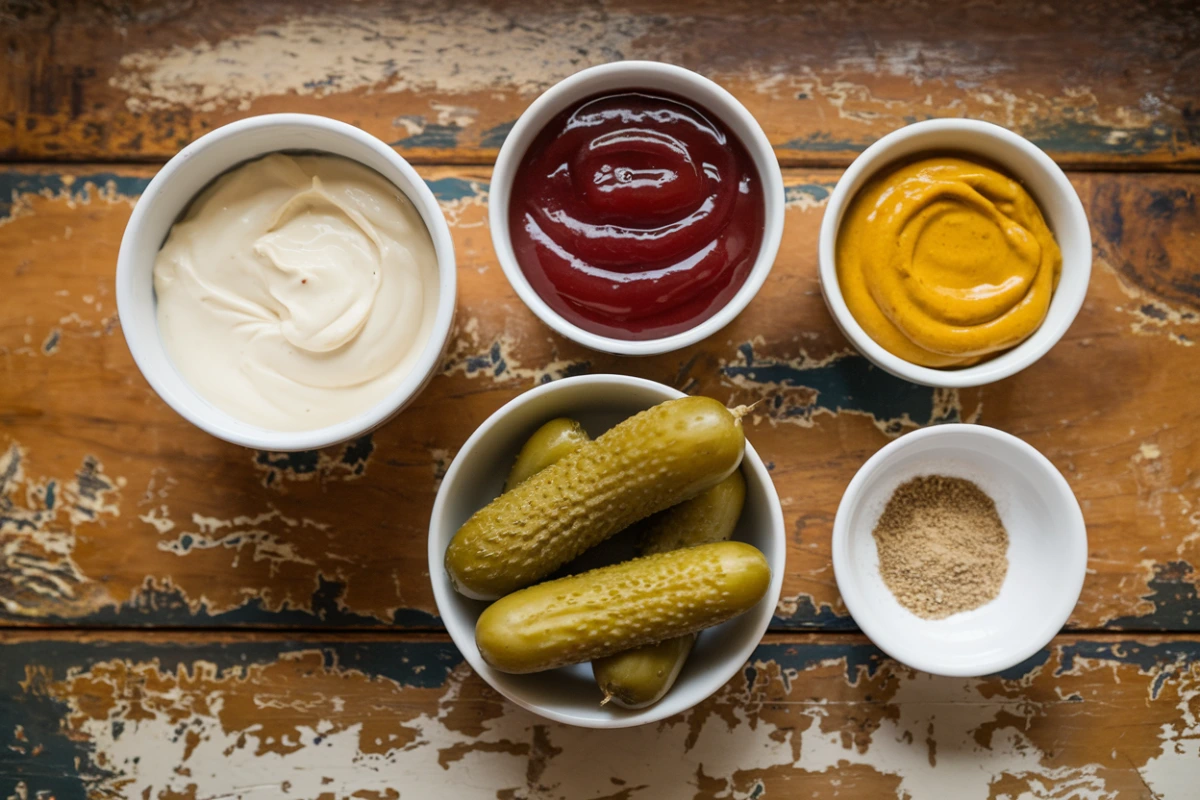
[836, 156, 1062, 368]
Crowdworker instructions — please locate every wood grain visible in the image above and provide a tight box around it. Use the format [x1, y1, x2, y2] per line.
[4, 4, 1199, 795]
[2, 0, 1198, 167]
[2, 164, 1197, 632]
[1, 630, 1198, 799]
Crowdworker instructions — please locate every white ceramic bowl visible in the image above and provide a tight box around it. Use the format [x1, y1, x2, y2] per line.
[832, 424, 1087, 677]
[489, 61, 786, 356]
[116, 114, 457, 451]
[818, 118, 1092, 388]
[428, 374, 786, 727]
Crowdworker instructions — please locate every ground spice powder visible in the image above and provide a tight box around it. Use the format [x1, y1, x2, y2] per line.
[872, 474, 1009, 619]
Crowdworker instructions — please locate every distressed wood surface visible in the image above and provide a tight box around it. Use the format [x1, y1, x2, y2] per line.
[2, 0, 1199, 168]
[2, 630, 1200, 799]
[4, 4, 1200, 794]
[2, 165, 1197, 633]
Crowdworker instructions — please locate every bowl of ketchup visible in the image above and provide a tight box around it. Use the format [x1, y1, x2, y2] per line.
[491, 61, 785, 356]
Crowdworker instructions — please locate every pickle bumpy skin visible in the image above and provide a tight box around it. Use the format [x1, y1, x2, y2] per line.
[444, 396, 747, 600]
[504, 417, 590, 491]
[475, 541, 771, 674]
[592, 470, 747, 708]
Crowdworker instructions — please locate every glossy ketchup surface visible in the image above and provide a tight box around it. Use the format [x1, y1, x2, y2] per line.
[509, 91, 765, 340]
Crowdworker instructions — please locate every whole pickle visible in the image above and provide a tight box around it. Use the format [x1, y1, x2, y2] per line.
[592, 470, 747, 707]
[593, 636, 695, 708]
[445, 397, 746, 600]
[505, 417, 590, 491]
[475, 541, 770, 674]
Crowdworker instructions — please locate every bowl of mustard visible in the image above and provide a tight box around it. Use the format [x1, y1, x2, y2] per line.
[818, 119, 1091, 388]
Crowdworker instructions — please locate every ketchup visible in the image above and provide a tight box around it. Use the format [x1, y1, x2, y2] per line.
[508, 91, 765, 341]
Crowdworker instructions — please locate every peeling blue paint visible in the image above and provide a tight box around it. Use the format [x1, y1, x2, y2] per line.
[784, 182, 833, 206]
[256, 448, 320, 477]
[0, 650, 112, 800]
[992, 649, 1052, 681]
[772, 595, 856, 631]
[465, 341, 505, 377]
[1057, 639, 1200, 676]
[255, 434, 375, 487]
[1151, 669, 1173, 700]
[481, 121, 516, 149]
[3, 635, 1200, 800]
[0, 637, 461, 799]
[424, 176, 488, 203]
[340, 435, 375, 473]
[2, 639, 907, 800]
[391, 122, 463, 151]
[0, 576, 441, 629]
[752, 642, 885, 684]
[0, 172, 150, 220]
[1027, 118, 1175, 156]
[1105, 561, 1198, 631]
[456, 340, 590, 384]
[723, 343, 959, 433]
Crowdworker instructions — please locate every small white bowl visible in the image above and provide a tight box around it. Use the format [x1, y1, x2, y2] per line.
[832, 424, 1087, 677]
[818, 118, 1092, 388]
[116, 114, 457, 451]
[428, 374, 786, 728]
[489, 61, 786, 357]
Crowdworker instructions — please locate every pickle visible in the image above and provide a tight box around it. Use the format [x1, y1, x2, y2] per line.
[475, 541, 771, 674]
[639, 469, 747, 556]
[593, 636, 695, 708]
[592, 470, 747, 707]
[445, 397, 746, 600]
[504, 418, 590, 491]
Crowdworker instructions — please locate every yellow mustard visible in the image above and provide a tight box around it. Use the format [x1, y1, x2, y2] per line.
[836, 156, 1062, 368]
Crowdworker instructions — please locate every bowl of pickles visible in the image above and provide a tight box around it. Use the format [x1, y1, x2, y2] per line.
[428, 374, 786, 728]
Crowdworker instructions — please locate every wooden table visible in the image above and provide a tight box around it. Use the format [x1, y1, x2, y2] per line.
[2, 2, 1198, 797]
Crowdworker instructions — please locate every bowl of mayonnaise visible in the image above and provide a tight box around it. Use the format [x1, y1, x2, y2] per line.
[116, 114, 457, 451]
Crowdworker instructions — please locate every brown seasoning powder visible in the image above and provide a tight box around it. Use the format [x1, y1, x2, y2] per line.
[872, 474, 1009, 619]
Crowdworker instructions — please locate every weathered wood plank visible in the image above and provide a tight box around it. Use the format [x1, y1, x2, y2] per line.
[2, 0, 1198, 167]
[1, 165, 1198, 631]
[1, 630, 1198, 799]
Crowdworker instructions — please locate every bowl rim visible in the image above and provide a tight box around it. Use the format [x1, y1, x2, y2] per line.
[427, 373, 787, 728]
[817, 118, 1092, 388]
[831, 423, 1088, 677]
[488, 60, 786, 357]
[115, 113, 458, 451]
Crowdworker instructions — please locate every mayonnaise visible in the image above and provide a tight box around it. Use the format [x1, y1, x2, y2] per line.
[153, 153, 440, 432]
